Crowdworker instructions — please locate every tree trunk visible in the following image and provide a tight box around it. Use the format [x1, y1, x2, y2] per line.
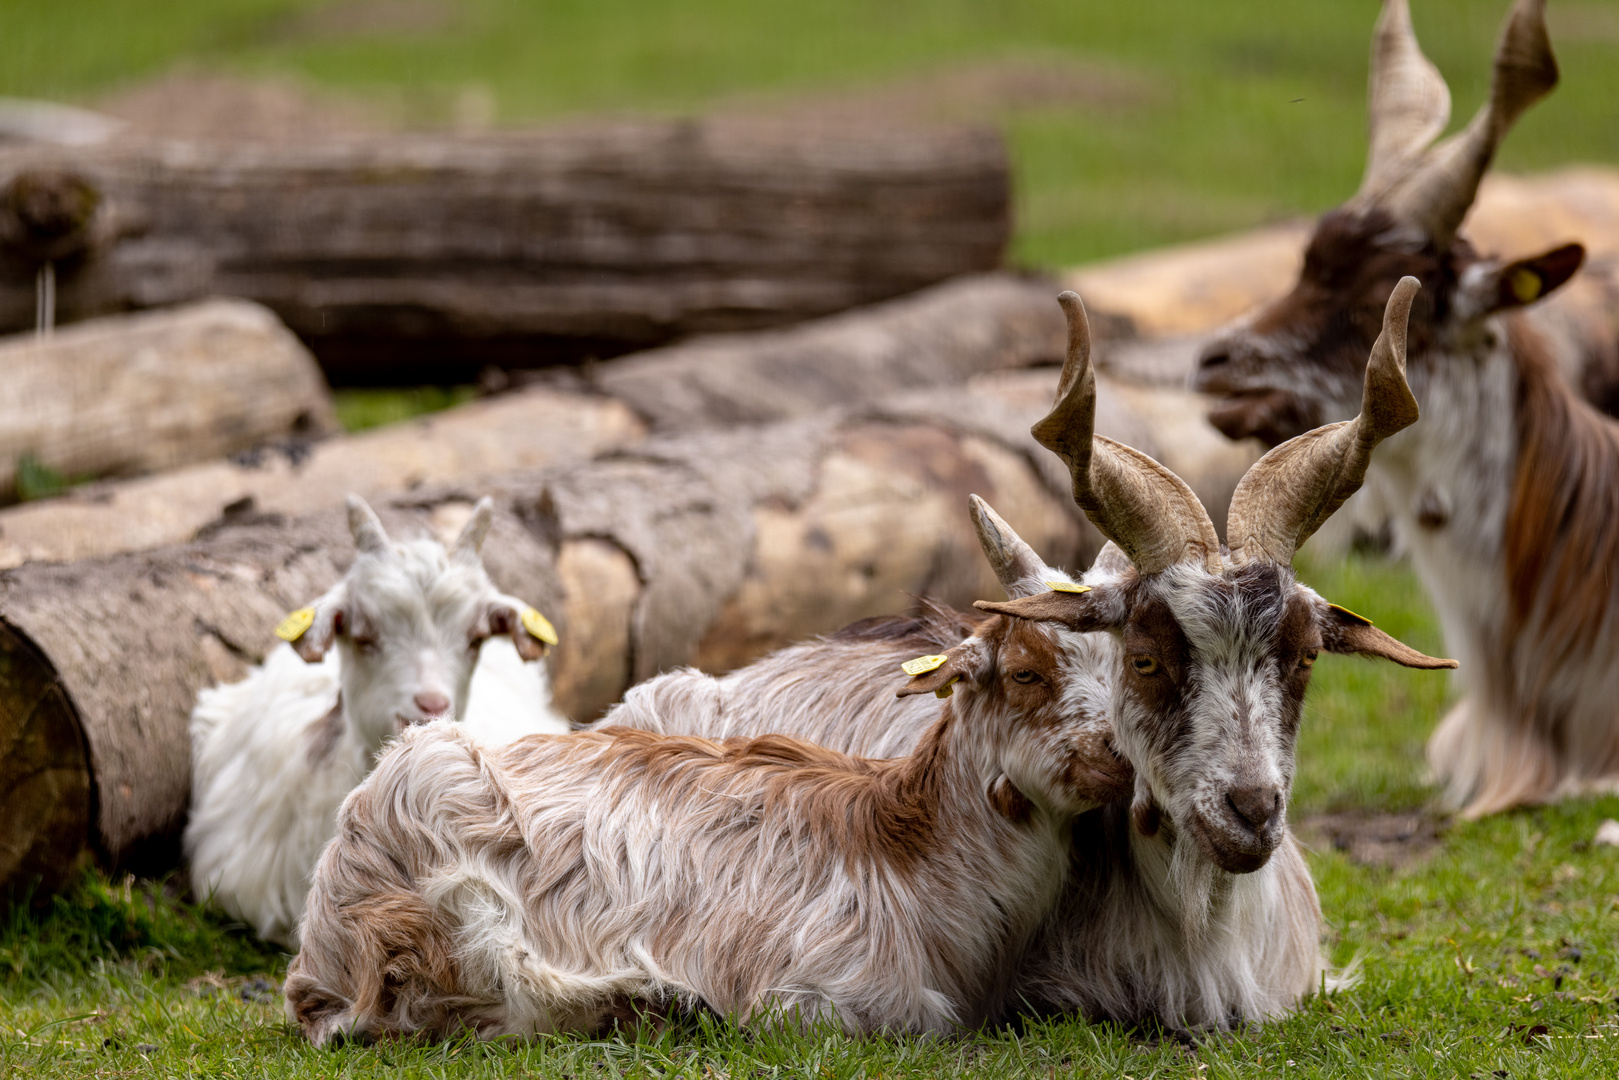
[0, 299, 336, 505]
[0, 272, 1059, 567]
[0, 370, 1157, 892]
[0, 120, 1009, 384]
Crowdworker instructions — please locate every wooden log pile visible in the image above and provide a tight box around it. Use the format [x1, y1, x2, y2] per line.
[0, 371, 1164, 892]
[0, 120, 1010, 384]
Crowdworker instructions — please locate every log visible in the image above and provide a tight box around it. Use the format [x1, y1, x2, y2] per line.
[0, 120, 1010, 384]
[0, 369, 1169, 890]
[0, 272, 1059, 566]
[0, 299, 337, 504]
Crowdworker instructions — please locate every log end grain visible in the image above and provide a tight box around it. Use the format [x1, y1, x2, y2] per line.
[0, 619, 91, 900]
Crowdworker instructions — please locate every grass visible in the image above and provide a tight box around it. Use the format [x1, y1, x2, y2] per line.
[331, 385, 480, 433]
[4, 553, 1619, 1076]
[3, 1, 1617, 267]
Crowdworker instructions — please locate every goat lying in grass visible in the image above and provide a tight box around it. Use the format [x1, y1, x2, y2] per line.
[185, 496, 566, 947]
[596, 285, 1456, 1033]
[283, 520, 1133, 1042]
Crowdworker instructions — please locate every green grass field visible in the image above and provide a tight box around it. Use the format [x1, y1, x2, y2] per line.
[4, 0, 1618, 267]
[4, 0, 1619, 1073]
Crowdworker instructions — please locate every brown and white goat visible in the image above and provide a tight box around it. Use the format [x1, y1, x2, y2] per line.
[591, 287, 1456, 1032]
[1194, 0, 1613, 816]
[284, 572, 1134, 1043]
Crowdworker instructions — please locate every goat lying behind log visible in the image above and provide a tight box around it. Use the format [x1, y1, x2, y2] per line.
[186, 496, 566, 947]
[1194, 0, 1611, 816]
[601, 285, 1456, 1032]
[284, 521, 1137, 1042]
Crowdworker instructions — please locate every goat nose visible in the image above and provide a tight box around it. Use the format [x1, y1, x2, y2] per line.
[1226, 785, 1281, 832]
[413, 692, 451, 718]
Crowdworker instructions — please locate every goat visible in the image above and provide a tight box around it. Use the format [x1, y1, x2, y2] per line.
[1193, 0, 1612, 817]
[597, 286, 1455, 1032]
[185, 495, 566, 947]
[282, 537, 1139, 1043]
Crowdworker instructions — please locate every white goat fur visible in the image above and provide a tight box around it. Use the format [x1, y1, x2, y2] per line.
[186, 496, 567, 947]
[285, 572, 1134, 1043]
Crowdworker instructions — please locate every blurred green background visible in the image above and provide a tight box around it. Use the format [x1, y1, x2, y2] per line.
[5, 0, 1617, 268]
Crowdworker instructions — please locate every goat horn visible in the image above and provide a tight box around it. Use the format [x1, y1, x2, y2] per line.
[1380, 0, 1557, 247]
[1356, 0, 1451, 203]
[1034, 292, 1221, 576]
[968, 495, 1048, 599]
[1225, 277, 1421, 567]
[453, 497, 495, 562]
[346, 494, 390, 554]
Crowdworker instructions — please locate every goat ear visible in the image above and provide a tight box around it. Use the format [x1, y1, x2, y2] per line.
[287, 588, 346, 663]
[452, 497, 494, 563]
[1320, 602, 1458, 669]
[972, 584, 1120, 633]
[487, 597, 555, 661]
[1487, 243, 1585, 312]
[346, 494, 389, 555]
[895, 640, 986, 699]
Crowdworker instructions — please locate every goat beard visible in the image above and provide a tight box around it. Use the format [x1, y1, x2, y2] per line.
[1167, 821, 1234, 946]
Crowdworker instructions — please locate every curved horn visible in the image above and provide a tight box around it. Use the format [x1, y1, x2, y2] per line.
[1226, 277, 1422, 567]
[1381, 0, 1557, 247]
[453, 496, 495, 563]
[346, 494, 390, 555]
[1034, 292, 1221, 576]
[1357, 0, 1451, 202]
[968, 495, 1048, 599]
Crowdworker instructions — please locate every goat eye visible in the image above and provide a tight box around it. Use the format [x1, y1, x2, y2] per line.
[1011, 670, 1040, 685]
[350, 636, 378, 655]
[1132, 656, 1159, 676]
[1299, 649, 1319, 670]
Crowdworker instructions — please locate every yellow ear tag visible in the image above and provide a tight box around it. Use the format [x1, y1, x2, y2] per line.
[1046, 581, 1091, 594]
[902, 654, 949, 676]
[521, 607, 560, 646]
[275, 607, 316, 642]
[1328, 603, 1373, 627]
[935, 675, 960, 699]
[1508, 267, 1542, 304]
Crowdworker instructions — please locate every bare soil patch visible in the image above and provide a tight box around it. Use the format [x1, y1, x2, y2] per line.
[1297, 810, 1446, 871]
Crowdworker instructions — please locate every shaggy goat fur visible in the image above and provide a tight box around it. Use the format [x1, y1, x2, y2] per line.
[1194, 0, 1613, 816]
[186, 496, 567, 947]
[285, 590, 1134, 1043]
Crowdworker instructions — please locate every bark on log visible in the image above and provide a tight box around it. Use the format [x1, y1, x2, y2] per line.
[0, 299, 336, 504]
[0, 120, 1010, 384]
[0, 272, 1059, 567]
[0, 370, 1163, 890]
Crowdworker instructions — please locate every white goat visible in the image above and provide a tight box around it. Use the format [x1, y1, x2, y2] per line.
[283, 549, 1135, 1043]
[185, 495, 567, 947]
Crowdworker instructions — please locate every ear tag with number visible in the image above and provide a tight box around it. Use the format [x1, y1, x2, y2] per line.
[521, 607, 560, 646]
[934, 675, 960, 699]
[1328, 603, 1373, 627]
[902, 654, 948, 676]
[1046, 581, 1091, 594]
[275, 607, 316, 642]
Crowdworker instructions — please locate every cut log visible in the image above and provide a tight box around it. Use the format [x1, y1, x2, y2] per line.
[0, 120, 1010, 384]
[0, 369, 1161, 890]
[0, 272, 1058, 567]
[0, 299, 337, 504]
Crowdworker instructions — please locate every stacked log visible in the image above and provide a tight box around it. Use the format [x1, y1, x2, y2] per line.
[0, 120, 1010, 383]
[0, 272, 1064, 567]
[0, 299, 336, 503]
